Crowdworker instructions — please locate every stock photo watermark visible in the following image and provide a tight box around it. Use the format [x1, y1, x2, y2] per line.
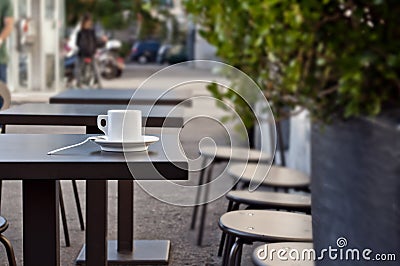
[256, 237, 397, 262]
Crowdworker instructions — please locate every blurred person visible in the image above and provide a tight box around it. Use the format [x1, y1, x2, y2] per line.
[75, 13, 105, 88]
[0, 0, 14, 84]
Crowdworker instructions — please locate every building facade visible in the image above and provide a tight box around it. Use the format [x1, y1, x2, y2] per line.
[8, 0, 64, 92]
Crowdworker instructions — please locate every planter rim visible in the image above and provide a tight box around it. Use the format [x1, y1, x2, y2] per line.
[312, 109, 400, 131]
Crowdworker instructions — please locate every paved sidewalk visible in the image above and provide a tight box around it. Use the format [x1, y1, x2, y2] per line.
[11, 63, 223, 104]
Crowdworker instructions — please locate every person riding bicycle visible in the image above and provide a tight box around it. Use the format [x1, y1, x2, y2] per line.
[75, 13, 105, 88]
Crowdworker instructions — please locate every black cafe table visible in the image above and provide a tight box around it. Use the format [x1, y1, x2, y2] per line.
[0, 103, 185, 131]
[49, 88, 193, 107]
[0, 103, 186, 265]
[0, 134, 187, 266]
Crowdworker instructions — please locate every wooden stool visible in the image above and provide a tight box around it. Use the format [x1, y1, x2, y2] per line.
[190, 145, 270, 246]
[252, 242, 315, 266]
[228, 163, 311, 191]
[0, 216, 17, 266]
[219, 210, 312, 266]
[218, 191, 311, 256]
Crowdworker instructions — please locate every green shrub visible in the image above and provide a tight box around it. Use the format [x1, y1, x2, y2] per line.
[185, 0, 400, 123]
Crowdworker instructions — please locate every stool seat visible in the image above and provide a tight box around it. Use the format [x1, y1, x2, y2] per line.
[226, 190, 311, 209]
[228, 163, 310, 188]
[0, 216, 8, 233]
[200, 146, 270, 162]
[219, 210, 312, 243]
[253, 242, 315, 266]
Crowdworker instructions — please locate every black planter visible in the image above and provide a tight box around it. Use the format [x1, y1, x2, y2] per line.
[312, 112, 400, 265]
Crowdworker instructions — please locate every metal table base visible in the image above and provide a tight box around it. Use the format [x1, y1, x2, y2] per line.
[76, 180, 171, 265]
[75, 240, 170, 265]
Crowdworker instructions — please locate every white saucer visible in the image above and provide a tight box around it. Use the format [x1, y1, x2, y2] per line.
[91, 135, 159, 152]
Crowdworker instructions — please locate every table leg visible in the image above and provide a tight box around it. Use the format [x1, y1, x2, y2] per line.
[82, 127, 107, 266]
[0, 179, 2, 214]
[86, 180, 108, 266]
[0, 127, 5, 214]
[23, 180, 60, 266]
[118, 180, 133, 251]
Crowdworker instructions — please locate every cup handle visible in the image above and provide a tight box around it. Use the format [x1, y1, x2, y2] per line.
[97, 115, 108, 135]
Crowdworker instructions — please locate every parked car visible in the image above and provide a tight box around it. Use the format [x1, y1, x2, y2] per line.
[130, 41, 160, 63]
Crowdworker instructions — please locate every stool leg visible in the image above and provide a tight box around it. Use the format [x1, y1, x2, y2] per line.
[197, 162, 214, 246]
[229, 239, 243, 266]
[218, 234, 226, 257]
[0, 234, 17, 266]
[59, 184, 70, 247]
[222, 234, 235, 266]
[72, 180, 85, 230]
[190, 158, 207, 230]
[235, 240, 243, 266]
[219, 202, 241, 256]
[218, 201, 234, 257]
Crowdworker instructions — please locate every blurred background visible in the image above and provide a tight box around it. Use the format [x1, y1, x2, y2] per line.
[7, 0, 217, 94]
[1, 1, 399, 265]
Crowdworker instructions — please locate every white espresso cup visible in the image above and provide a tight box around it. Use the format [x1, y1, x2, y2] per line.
[97, 110, 142, 141]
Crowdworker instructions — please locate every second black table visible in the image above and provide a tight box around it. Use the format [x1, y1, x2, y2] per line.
[49, 89, 193, 107]
[0, 103, 184, 131]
